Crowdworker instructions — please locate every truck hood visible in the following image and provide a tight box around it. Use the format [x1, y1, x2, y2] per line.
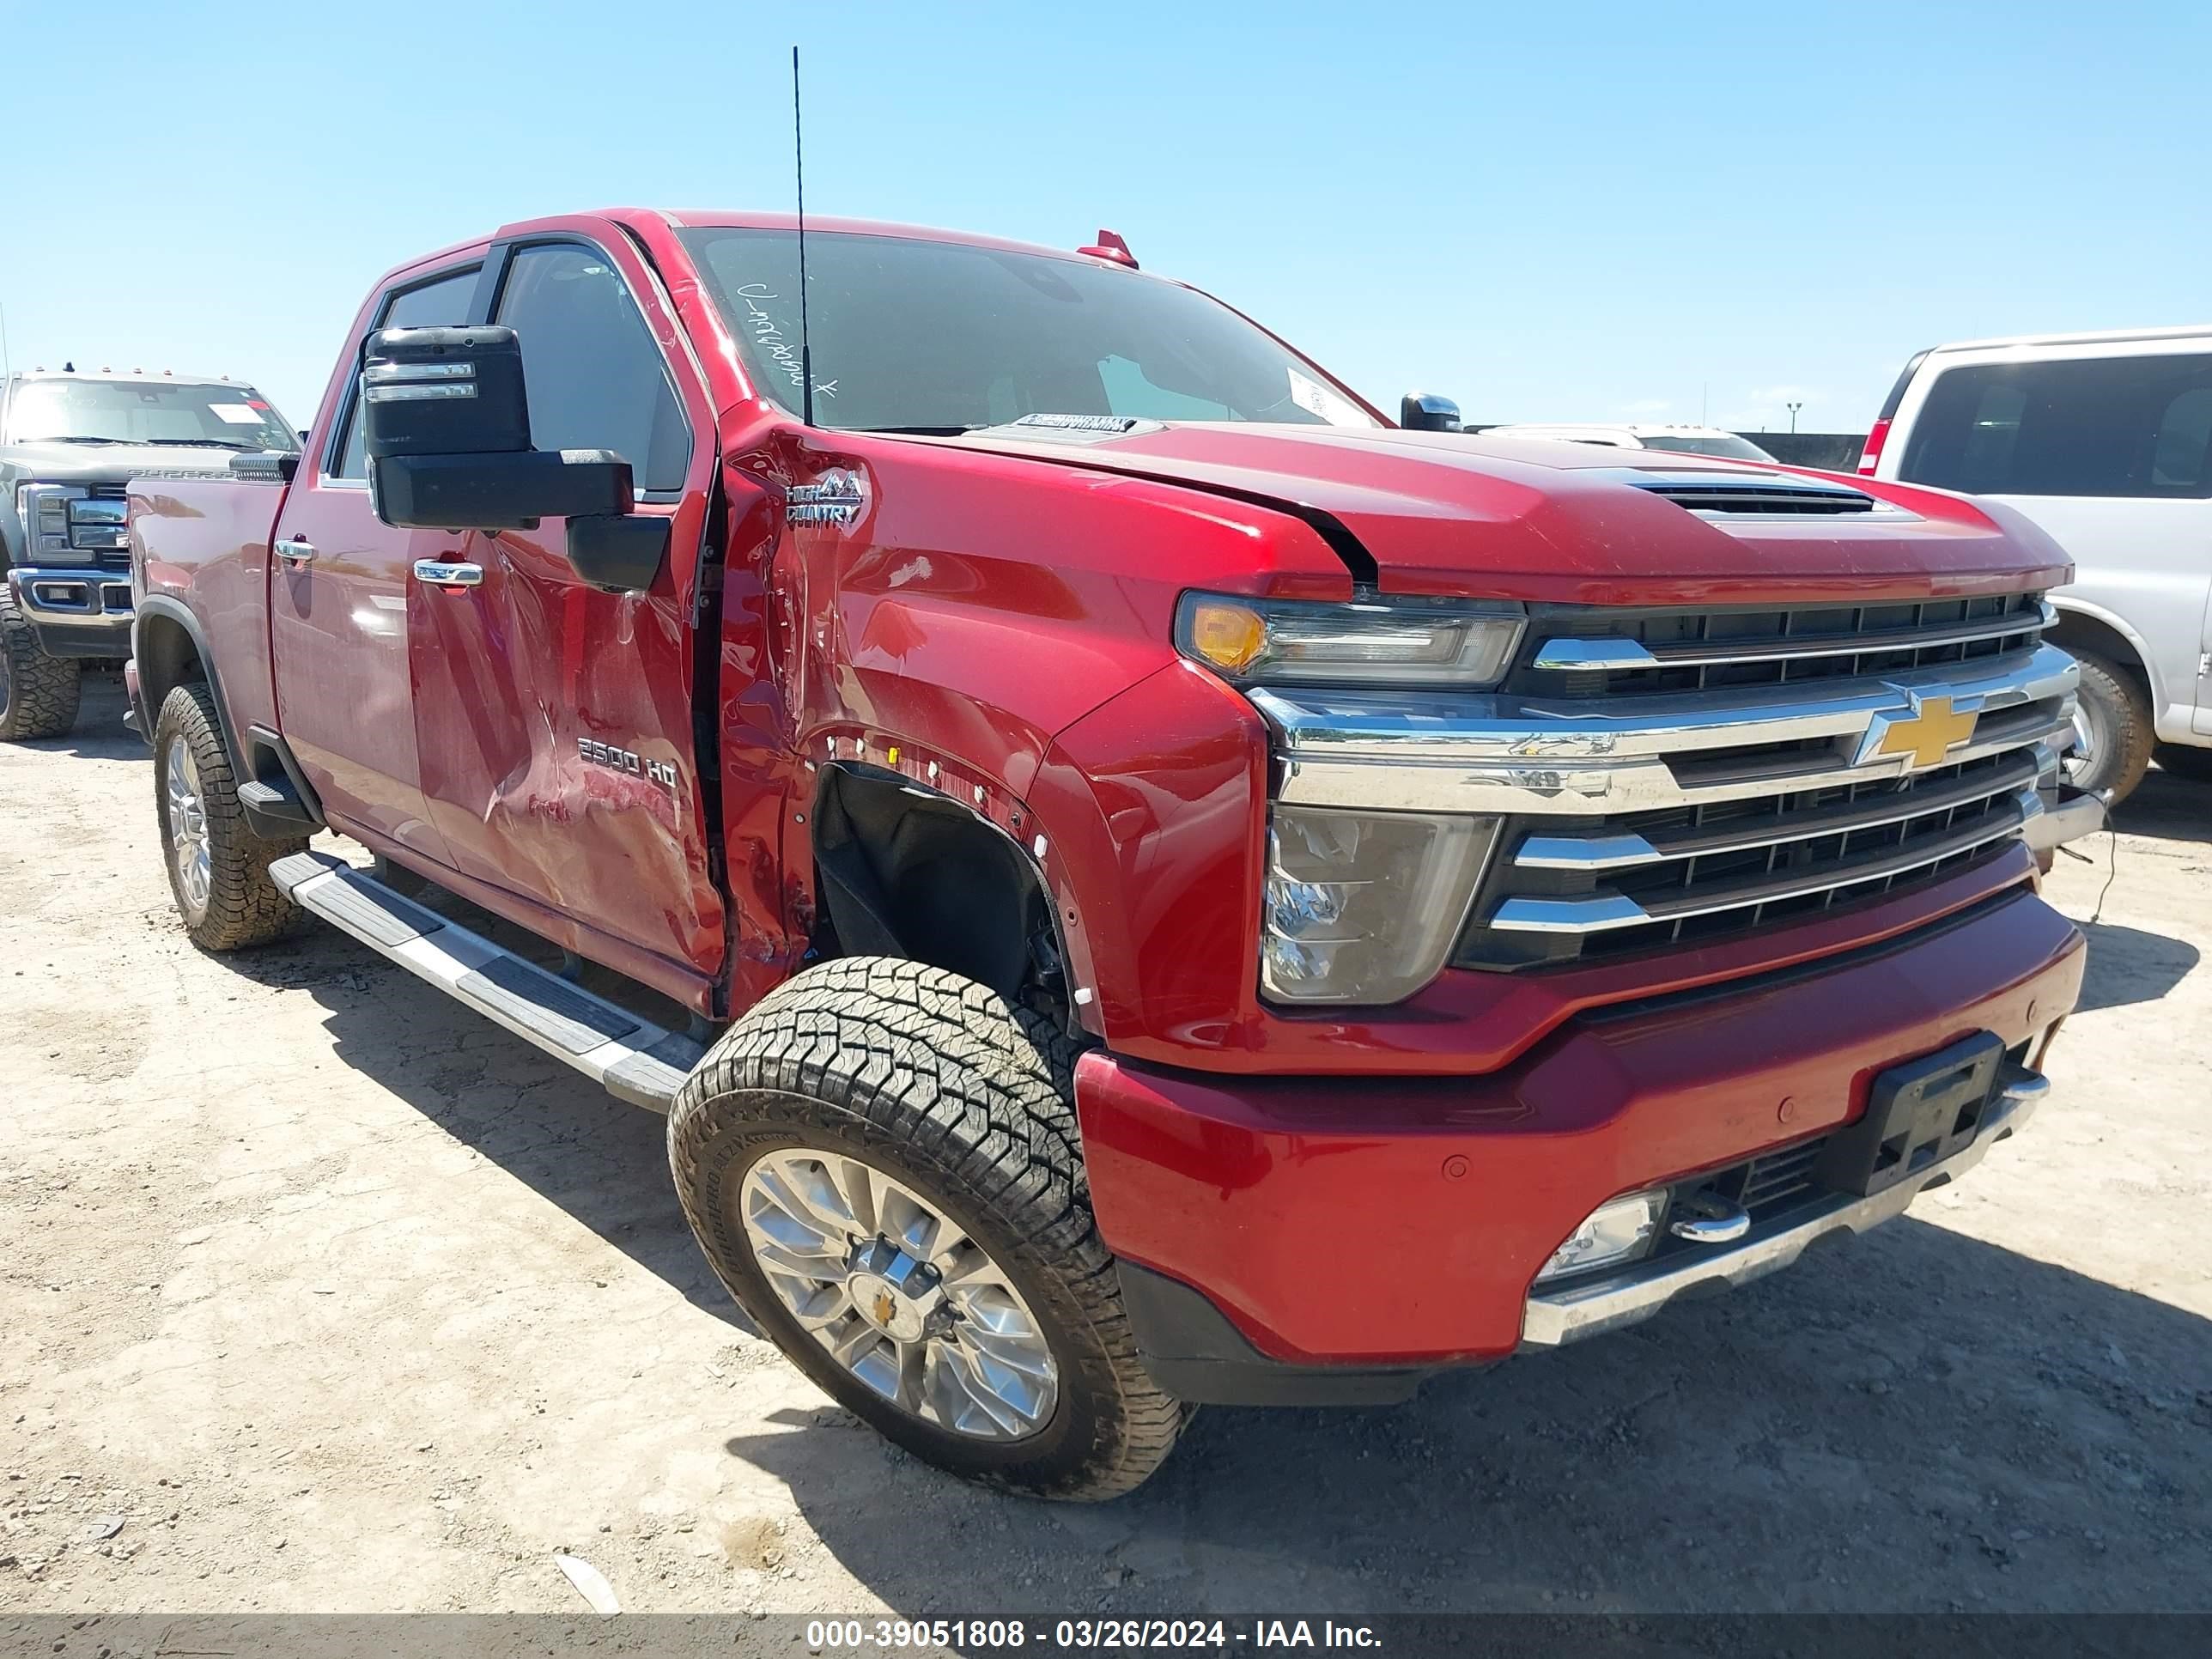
[3, 441, 247, 488]
[929, 422, 2070, 605]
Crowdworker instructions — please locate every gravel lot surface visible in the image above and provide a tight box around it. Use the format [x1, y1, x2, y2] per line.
[4, 676, 2209, 1617]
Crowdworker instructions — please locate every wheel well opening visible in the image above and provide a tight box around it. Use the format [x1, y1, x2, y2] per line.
[2047, 611, 2149, 693]
[135, 613, 208, 719]
[810, 763, 1066, 1014]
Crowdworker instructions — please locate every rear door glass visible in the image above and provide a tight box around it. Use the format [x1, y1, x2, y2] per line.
[1899, 354, 2212, 498]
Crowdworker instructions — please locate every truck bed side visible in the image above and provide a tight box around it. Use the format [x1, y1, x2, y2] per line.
[130, 473, 289, 754]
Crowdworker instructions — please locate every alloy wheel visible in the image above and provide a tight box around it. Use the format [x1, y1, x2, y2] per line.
[2062, 699, 2102, 787]
[738, 1149, 1059, 1440]
[165, 738, 213, 919]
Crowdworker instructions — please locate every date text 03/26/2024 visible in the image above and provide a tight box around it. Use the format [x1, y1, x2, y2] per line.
[805, 1619, 1382, 1650]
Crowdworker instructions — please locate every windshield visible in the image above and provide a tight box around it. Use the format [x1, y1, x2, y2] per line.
[1638, 433, 1777, 461]
[678, 228, 1380, 433]
[3, 379, 299, 452]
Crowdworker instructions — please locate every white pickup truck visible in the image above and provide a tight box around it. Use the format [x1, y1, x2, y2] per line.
[1862, 325, 2212, 800]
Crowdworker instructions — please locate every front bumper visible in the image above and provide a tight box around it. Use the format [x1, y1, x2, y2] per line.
[1520, 1067, 2045, 1347]
[1077, 886, 2083, 1395]
[2024, 785, 2106, 854]
[7, 565, 133, 659]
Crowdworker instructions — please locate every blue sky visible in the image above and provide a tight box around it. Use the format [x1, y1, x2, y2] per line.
[3, 1, 2205, 435]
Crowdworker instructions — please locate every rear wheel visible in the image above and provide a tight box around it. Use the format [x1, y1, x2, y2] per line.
[0, 589, 83, 741]
[152, 683, 307, 950]
[2062, 652, 2153, 804]
[668, 957, 1187, 1499]
[2154, 743, 2212, 785]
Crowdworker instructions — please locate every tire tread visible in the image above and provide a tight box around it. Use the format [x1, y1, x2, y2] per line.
[153, 683, 306, 951]
[0, 590, 83, 741]
[668, 957, 1184, 1500]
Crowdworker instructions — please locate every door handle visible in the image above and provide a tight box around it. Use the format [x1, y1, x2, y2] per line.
[276, 537, 316, 566]
[413, 560, 483, 588]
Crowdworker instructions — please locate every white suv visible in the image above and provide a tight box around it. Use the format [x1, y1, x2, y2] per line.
[1481, 422, 1778, 462]
[1863, 326, 2212, 800]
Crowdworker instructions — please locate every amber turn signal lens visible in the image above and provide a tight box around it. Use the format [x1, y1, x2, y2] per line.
[1186, 600, 1268, 673]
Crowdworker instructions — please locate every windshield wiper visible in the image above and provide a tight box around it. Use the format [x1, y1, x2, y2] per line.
[17, 434, 130, 445]
[145, 438, 256, 450]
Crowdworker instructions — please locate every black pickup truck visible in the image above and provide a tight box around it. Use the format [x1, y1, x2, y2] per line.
[1, 367, 297, 738]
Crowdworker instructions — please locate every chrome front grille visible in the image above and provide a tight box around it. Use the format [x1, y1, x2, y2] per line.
[1253, 625, 2079, 981]
[1460, 744, 2047, 969]
[1510, 592, 2053, 698]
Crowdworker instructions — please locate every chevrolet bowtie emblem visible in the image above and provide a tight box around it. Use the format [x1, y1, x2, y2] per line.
[1856, 690, 1980, 770]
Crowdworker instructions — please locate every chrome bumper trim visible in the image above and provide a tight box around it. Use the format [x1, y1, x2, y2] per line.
[1519, 1068, 2047, 1348]
[1256, 644, 2078, 817]
[2024, 788, 2106, 854]
[7, 565, 134, 628]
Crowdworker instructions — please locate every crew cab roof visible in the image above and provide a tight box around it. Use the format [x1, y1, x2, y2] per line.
[1918, 322, 2212, 355]
[6, 367, 250, 386]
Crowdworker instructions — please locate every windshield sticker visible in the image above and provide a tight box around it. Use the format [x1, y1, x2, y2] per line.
[1285, 367, 1366, 427]
[731, 283, 835, 404]
[209, 404, 264, 424]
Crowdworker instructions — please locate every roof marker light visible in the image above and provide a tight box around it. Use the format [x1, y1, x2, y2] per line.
[1077, 228, 1138, 269]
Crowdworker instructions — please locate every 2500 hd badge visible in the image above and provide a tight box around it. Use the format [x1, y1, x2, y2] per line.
[578, 736, 677, 792]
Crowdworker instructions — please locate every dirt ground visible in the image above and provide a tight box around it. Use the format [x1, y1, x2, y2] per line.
[3, 674, 2208, 1618]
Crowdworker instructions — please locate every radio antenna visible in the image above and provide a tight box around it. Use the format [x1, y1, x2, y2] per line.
[792, 46, 815, 428]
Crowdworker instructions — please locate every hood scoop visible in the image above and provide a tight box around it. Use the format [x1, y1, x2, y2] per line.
[1613, 469, 1893, 519]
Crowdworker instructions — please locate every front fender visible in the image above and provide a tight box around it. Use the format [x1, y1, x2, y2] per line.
[1028, 661, 1272, 1058]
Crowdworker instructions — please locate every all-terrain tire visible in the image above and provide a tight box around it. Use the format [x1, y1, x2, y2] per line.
[668, 957, 1187, 1500]
[152, 683, 307, 951]
[2063, 652, 2153, 805]
[0, 588, 83, 741]
[2154, 743, 2212, 785]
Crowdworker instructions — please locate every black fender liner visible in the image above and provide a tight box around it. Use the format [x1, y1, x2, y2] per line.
[810, 762, 1054, 1004]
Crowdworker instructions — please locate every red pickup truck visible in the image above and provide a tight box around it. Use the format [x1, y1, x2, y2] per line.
[130, 209, 2088, 1500]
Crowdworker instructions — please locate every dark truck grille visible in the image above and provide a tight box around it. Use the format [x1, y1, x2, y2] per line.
[1507, 591, 2052, 699]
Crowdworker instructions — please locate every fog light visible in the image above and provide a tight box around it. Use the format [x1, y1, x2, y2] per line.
[1535, 1190, 1667, 1284]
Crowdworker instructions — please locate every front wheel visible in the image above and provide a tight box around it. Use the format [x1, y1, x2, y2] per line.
[2061, 652, 2153, 804]
[152, 683, 307, 950]
[0, 588, 83, 741]
[668, 958, 1187, 1500]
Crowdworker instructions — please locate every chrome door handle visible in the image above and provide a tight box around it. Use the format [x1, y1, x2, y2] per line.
[413, 560, 483, 587]
[276, 537, 316, 566]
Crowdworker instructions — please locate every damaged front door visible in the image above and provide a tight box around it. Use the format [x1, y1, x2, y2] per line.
[406, 224, 726, 1005]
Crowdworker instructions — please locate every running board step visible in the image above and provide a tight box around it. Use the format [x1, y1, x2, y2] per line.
[269, 850, 704, 1111]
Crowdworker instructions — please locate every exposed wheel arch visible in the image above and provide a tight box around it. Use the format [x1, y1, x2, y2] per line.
[809, 763, 1070, 1019]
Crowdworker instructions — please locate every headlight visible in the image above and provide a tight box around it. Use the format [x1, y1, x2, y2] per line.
[1261, 804, 1497, 1004]
[14, 483, 122, 559]
[1176, 592, 1524, 688]
[1534, 1190, 1668, 1284]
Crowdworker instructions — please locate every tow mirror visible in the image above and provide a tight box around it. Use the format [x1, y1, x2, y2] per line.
[361, 325, 670, 592]
[1400, 392, 1463, 433]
